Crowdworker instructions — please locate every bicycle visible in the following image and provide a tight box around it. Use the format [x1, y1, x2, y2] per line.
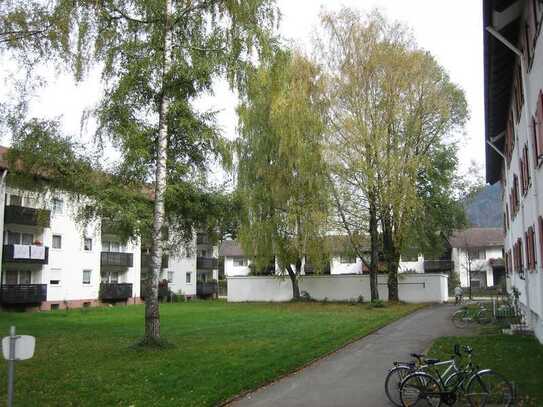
[385, 351, 460, 406]
[399, 345, 514, 407]
[452, 302, 492, 328]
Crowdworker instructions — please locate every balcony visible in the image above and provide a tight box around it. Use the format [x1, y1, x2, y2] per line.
[100, 252, 133, 267]
[197, 281, 217, 297]
[423, 260, 454, 272]
[196, 233, 211, 245]
[99, 283, 133, 300]
[197, 256, 218, 270]
[2, 244, 49, 264]
[0, 284, 47, 304]
[4, 206, 51, 227]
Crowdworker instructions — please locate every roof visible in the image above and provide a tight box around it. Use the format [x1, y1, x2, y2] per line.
[219, 240, 245, 257]
[483, 0, 523, 183]
[448, 227, 504, 248]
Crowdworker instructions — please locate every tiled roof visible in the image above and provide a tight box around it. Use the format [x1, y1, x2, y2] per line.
[448, 227, 504, 248]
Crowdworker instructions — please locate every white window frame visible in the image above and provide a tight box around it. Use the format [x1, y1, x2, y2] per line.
[186, 272, 192, 284]
[83, 237, 93, 251]
[233, 257, 248, 267]
[167, 270, 174, 283]
[82, 269, 92, 285]
[52, 198, 64, 215]
[52, 234, 62, 250]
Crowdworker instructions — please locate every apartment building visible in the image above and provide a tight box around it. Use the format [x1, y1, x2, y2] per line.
[0, 187, 142, 310]
[483, 0, 543, 342]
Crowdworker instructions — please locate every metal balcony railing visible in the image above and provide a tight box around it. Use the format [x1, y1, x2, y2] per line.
[0, 284, 47, 304]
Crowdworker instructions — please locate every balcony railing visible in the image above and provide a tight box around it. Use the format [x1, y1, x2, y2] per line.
[100, 252, 133, 267]
[0, 284, 47, 304]
[197, 256, 218, 270]
[423, 260, 454, 272]
[197, 281, 217, 297]
[2, 244, 49, 264]
[4, 205, 51, 227]
[99, 283, 133, 300]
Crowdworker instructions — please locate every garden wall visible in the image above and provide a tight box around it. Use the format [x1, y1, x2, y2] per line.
[227, 273, 449, 303]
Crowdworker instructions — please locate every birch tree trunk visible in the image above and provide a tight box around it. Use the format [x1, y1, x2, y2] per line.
[145, 0, 172, 344]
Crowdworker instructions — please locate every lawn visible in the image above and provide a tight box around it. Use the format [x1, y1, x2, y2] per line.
[0, 301, 423, 406]
[429, 334, 543, 406]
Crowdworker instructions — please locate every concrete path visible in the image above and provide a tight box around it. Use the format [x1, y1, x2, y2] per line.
[228, 304, 468, 407]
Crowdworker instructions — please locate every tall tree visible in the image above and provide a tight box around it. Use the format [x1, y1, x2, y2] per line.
[317, 8, 467, 301]
[237, 50, 330, 299]
[2, 0, 278, 344]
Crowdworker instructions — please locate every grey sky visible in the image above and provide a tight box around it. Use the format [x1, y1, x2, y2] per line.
[2, 0, 484, 175]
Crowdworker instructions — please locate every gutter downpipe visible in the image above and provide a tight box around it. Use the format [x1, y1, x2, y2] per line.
[0, 169, 7, 288]
[486, 25, 537, 326]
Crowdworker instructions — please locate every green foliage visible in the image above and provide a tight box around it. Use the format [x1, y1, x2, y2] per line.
[237, 50, 330, 274]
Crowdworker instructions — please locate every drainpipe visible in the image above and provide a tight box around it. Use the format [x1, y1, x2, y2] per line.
[486, 25, 538, 325]
[0, 169, 8, 286]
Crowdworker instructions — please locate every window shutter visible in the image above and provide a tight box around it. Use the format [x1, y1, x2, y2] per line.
[525, 145, 531, 187]
[527, 0, 536, 49]
[537, 91, 543, 158]
[539, 216, 543, 267]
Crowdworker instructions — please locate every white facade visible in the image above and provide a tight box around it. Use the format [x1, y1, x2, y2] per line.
[1, 186, 142, 310]
[451, 246, 503, 288]
[484, 0, 543, 343]
[162, 250, 197, 297]
[224, 255, 252, 277]
[227, 274, 449, 303]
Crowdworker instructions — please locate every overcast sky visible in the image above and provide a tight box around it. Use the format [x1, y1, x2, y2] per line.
[2, 0, 484, 176]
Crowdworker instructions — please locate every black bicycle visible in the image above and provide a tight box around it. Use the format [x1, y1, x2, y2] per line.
[399, 345, 514, 407]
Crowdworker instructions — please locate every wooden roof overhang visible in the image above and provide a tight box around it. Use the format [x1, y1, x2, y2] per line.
[484, 0, 523, 184]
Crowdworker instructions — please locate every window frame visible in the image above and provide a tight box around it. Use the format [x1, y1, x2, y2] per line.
[82, 269, 92, 285]
[52, 234, 62, 250]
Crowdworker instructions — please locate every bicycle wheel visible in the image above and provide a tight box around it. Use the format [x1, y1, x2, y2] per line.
[385, 365, 414, 407]
[400, 372, 442, 407]
[477, 308, 492, 325]
[452, 309, 470, 328]
[465, 369, 514, 407]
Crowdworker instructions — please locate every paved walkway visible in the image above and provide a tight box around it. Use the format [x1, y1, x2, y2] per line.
[228, 304, 468, 407]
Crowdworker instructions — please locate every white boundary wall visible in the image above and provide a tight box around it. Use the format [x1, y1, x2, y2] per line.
[227, 273, 448, 303]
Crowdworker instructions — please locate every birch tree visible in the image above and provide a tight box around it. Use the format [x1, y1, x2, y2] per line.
[317, 8, 467, 301]
[1, 0, 278, 345]
[237, 50, 330, 299]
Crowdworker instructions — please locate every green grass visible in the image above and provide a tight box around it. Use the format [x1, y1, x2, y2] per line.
[0, 301, 423, 406]
[429, 334, 543, 406]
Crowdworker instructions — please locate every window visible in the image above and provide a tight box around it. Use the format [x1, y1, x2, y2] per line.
[233, 257, 248, 267]
[83, 237, 92, 251]
[50, 303, 60, 310]
[526, 226, 537, 271]
[103, 240, 121, 252]
[52, 234, 62, 249]
[534, 91, 543, 166]
[25, 196, 37, 208]
[186, 272, 192, 284]
[49, 280, 60, 285]
[6, 231, 34, 245]
[5, 270, 17, 284]
[167, 271, 174, 283]
[49, 268, 61, 285]
[19, 270, 31, 284]
[82, 270, 91, 284]
[52, 198, 64, 215]
[21, 233, 33, 245]
[9, 195, 21, 206]
[467, 248, 485, 260]
[340, 255, 356, 264]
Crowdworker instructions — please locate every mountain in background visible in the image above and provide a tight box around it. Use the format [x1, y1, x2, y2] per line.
[463, 183, 503, 228]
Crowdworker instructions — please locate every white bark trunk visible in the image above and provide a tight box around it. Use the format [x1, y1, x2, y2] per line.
[145, 0, 173, 343]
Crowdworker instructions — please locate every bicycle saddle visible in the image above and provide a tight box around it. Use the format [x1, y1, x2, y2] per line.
[410, 353, 425, 359]
[424, 358, 440, 365]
